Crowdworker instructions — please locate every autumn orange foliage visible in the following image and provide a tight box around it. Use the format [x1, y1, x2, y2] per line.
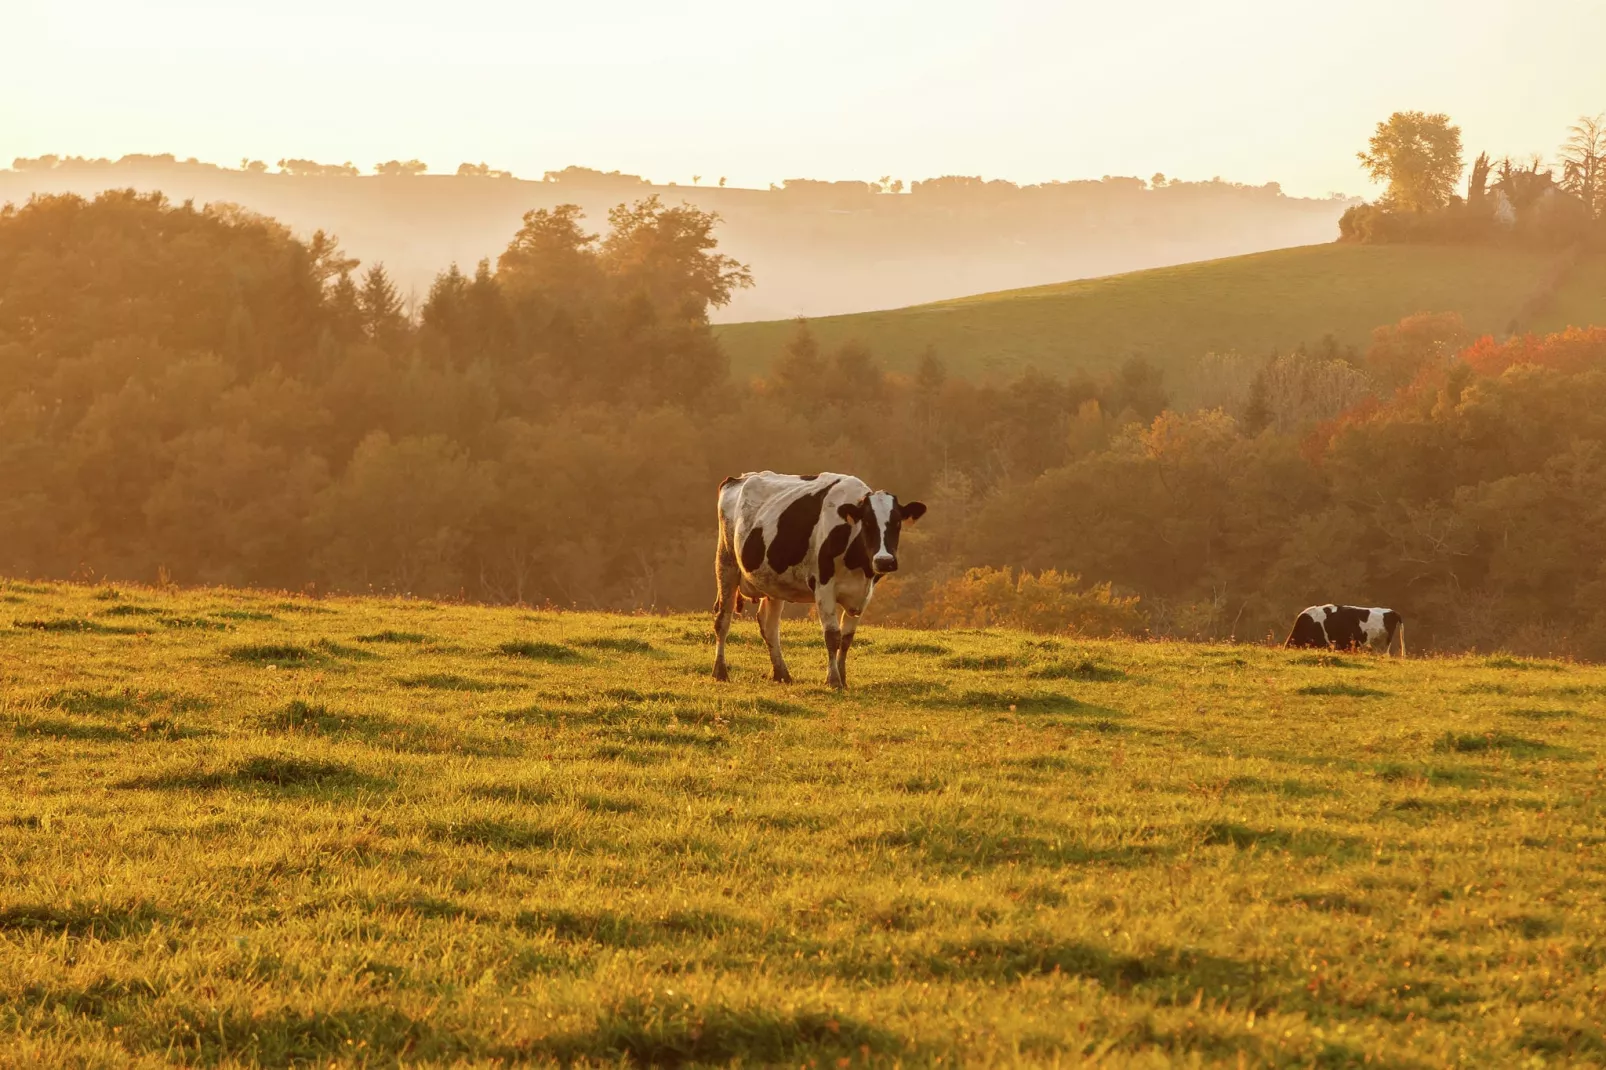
[1459, 326, 1606, 377]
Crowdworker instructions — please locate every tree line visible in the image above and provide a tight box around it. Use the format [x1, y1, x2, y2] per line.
[3, 189, 1606, 655]
[1342, 110, 1606, 247]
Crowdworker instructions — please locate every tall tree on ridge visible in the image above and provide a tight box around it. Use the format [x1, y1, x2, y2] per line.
[1358, 111, 1464, 213]
[1559, 113, 1605, 219]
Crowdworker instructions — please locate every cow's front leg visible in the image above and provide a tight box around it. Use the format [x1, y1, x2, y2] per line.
[757, 596, 792, 683]
[836, 607, 859, 689]
[816, 592, 844, 689]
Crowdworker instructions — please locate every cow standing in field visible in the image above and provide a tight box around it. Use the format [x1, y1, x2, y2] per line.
[1285, 604, 1405, 656]
[713, 471, 926, 689]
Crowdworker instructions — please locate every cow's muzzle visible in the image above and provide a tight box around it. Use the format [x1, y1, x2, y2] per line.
[873, 555, 898, 574]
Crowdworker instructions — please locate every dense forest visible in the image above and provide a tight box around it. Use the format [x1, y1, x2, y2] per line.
[3, 190, 1606, 656]
[0, 156, 1351, 322]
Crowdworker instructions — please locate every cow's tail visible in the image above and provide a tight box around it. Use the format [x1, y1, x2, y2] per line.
[1393, 620, 1406, 658]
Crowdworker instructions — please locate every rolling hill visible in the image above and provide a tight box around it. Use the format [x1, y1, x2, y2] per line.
[0, 162, 1349, 324]
[2, 578, 1602, 1064]
[714, 243, 1606, 381]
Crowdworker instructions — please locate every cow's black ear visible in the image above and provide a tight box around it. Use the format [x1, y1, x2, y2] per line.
[838, 503, 862, 522]
[900, 501, 927, 523]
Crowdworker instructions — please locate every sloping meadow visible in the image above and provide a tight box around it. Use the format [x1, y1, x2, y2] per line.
[1, 580, 1603, 1067]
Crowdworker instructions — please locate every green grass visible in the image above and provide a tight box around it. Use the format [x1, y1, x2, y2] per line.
[714, 243, 1606, 380]
[2, 583, 1604, 1067]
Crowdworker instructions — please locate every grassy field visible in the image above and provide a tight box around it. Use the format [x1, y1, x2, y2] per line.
[714, 244, 1606, 381]
[2, 579, 1604, 1068]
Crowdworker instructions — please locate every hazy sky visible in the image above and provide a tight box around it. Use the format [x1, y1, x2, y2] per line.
[8, 0, 1604, 197]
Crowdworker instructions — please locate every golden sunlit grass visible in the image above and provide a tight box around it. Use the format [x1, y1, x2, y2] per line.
[2, 579, 1603, 1067]
[715, 244, 1605, 380]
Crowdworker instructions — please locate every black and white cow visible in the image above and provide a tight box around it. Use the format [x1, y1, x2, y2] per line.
[1284, 605, 1405, 656]
[713, 471, 926, 689]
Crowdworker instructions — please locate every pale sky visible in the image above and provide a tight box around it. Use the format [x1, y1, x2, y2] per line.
[7, 0, 1604, 197]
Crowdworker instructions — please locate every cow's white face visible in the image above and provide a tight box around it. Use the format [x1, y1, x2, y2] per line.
[841, 491, 927, 576]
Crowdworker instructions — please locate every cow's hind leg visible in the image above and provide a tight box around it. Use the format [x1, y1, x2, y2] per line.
[758, 596, 792, 683]
[712, 557, 739, 683]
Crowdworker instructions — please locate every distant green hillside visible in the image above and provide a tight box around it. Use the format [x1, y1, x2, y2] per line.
[715, 244, 1606, 381]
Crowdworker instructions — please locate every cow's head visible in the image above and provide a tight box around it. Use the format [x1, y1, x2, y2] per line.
[839, 492, 926, 575]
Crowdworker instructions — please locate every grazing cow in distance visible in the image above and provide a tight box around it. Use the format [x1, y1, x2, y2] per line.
[713, 471, 926, 689]
[1285, 604, 1405, 656]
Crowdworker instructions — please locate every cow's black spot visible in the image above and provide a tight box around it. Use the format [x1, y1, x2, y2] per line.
[1285, 611, 1328, 649]
[844, 530, 872, 578]
[798, 473, 819, 481]
[818, 523, 853, 586]
[740, 530, 766, 573]
[767, 482, 836, 573]
[1324, 607, 1369, 650]
[1383, 609, 1402, 646]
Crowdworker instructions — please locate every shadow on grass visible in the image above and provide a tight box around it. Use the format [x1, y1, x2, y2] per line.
[117, 756, 387, 794]
[159, 615, 231, 631]
[1433, 731, 1578, 760]
[0, 901, 164, 939]
[225, 643, 322, 667]
[270, 601, 336, 614]
[11, 717, 131, 742]
[601, 687, 684, 702]
[1371, 762, 1489, 789]
[1029, 659, 1127, 682]
[11, 715, 203, 743]
[915, 935, 1254, 1001]
[1521, 1024, 1606, 1061]
[17, 977, 162, 1019]
[1222, 776, 1331, 798]
[369, 893, 481, 922]
[912, 688, 1113, 717]
[514, 907, 747, 948]
[13, 617, 138, 635]
[1285, 892, 1372, 915]
[858, 817, 1162, 871]
[428, 818, 562, 850]
[535, 998, 911, 1068]
[589, 744, 671, 765]
[608, 726, 729, 749]
[264, 700, 380, 736]
[1201, 822, 1366, 860]
[572, 636, 654, 654]
[872, 640, 951, 656]
[1484, 656, 1568, 672]
[1500, 913, 1560, 939]
[152, 1005, 448, 1066]
[1007, 754, 1100, 777]
[1295, 683, 1391, 698]
[1503, 708, 1579, 721]
[43, 688, 210, 716]
[357, 629, 432, 643]
[262, 700, 503, 756]
[498, 640, 582, 661]
[942, 653, 1027, 671]
[462, 782, 557, 805]
[396, 673, 506, 692]
[1287, 653, 1367, 668]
